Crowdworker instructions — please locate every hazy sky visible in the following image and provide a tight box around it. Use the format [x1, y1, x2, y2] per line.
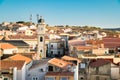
[0, 0, 120, 28]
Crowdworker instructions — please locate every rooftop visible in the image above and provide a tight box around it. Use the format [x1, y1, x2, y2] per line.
[74, 46, 96, 50]
[103, 37, 120, 48]
[8, 35, 37, 40]
[48, 58, 73, 69]
[0, 40, 29, 47]
[69, 40, 85, 46]
[0, 43, 17, 49]
[89, 59, 111, 67]
[29, 59, 50, 70]
[4, 54, 32, 64]
[0, 60, 25, 70]
[62, 55, 81, 63]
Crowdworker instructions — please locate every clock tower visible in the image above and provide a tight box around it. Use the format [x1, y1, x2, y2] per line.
[37, 16, 46, 59]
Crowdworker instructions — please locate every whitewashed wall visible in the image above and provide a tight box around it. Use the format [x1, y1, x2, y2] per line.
[3, 48, 18, 54]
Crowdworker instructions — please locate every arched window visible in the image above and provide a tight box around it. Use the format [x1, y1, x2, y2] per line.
[40, 50, 42, 52]
[40, 37, 43, 42]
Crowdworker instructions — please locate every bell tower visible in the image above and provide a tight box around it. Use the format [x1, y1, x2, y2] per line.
[37, 15, 46, 59]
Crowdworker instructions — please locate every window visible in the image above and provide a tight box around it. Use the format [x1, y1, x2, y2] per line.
[46, 77, 55, 80]
[4, 78, 8, 80]
[48, 66, 53, 71]
[109, 50, 114, 54]
[51, 51, 53, 54]
[60, 77, 68, 80]
[80, 77, 84, 80]
[51, 45, 53, 48]
[96, 67, 99, 74]
[40, 37, 43, 42]
[60, 44, 63, 47]
[58, 44, 61, 48]
[40, 68, 43, 72]
[96, 76, 99, 80]
[104, 78, 107, 80]
[32, 77, 38, 80]
[40, 50, 42, 52]
[58, 51, 60, 55]
[40, 27, 43, 30]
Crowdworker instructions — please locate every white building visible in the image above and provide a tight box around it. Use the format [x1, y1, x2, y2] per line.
[27, 59, 49, 80]
[0, 60, 26, 80]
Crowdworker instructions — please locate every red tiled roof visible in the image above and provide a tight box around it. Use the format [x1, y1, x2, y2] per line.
[103, 58, 120, 66]
[62, 56, 81, 63]
[69, 40, 85, 46]
[8, 35, 49, 40]
[48, 58, 73, 69]
[74, 46, 96, 50]
[8, 35, 37, 39]
[103, 37, 120, 42]
[90, 59, 110, 67]
[103, 37, 120, 48]
[5, 54, 32, 64]
[86, 40, 103, 45]
[0, 43, 17, 49]
[0, 60, 25, 70]
[46, 72, 74, 76]
[104, 43, 120, 48]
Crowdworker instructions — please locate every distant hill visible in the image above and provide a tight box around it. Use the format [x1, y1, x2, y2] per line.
[103, 28, 120, 31]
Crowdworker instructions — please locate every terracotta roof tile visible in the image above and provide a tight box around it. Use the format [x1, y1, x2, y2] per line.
[75, 46, 96, 50]
[90, 59, 110, 67]
[86, 40, 103, 45]
[103, 37, 120, 48]
[62, 56, 81, 63]
[5, 54, 32, 64]
[0, 43, 17, 49]
[8, 35, 49, 40]
[48, 58, 73, 69]
[8, 35, 37, 39]
[69, 40, 85, 46]
[0, 60, 25, 70]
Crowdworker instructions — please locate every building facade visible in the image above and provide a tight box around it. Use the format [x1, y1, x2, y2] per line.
[47, 39, 65, 58]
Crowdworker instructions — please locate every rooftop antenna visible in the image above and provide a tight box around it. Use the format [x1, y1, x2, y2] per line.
[37, 14, 39, 23]
[29, 14, 32, 25]
[30, 14, 32, 22]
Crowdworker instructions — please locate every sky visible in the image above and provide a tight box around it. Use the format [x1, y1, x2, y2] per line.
[0, 0, 120, 28]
